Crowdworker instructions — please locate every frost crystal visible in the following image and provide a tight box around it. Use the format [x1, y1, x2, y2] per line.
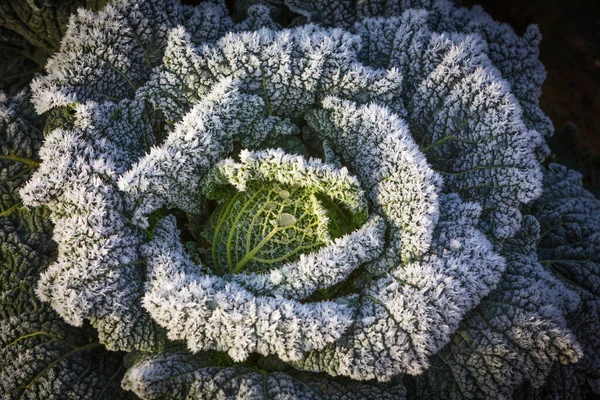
[21, 99, 165, 351]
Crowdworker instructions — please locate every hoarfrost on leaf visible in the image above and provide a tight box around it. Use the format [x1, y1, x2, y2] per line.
[0, 90, 131, 400]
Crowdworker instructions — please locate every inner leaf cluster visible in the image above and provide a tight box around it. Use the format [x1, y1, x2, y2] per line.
[204, 181, 340, 274]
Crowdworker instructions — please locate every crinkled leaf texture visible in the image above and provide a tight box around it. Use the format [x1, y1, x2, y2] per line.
[0, 208, 130, 400]
[122, 348, 406, 399]
[0, 91, 132, 399]
[519, 164, 600, 399]
[413, 215, 581, 399]
[281, 0, 553, 146]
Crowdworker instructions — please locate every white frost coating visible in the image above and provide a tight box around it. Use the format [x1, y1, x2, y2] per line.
[231, 215, 386, 299]
[30, 0, 232, 114]
[118, 84, 297, 227]
[19, 100, 163, 351]
[306, 96, 441, 262]
[293, 194, 505, 380]
[203, 148, 367, 216]
[137, 24, 403, 122]
[429, 0, 554, 142]
[142, 216, 356, 362]
[355, 12, 544, 242]
[284, 0, 554, 142]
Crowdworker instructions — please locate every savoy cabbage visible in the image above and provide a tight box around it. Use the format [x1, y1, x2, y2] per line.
[0, 0, 598, 399]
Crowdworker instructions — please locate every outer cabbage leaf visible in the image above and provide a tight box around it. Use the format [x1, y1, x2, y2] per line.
[280, 0, 553, 143]
[0, 91, 131, 399]
[354, 11, 543, 242]
[19, 0, 272, 355]
[524, 164, 600, 398]
[0, 209, 131, 400]
[20, 98, 166, 352]
[30, 0, 233, 113]
[532, 164, 600, 308]
[0, 0, 110, 54]
[122, 348, 406, 399]
[515, 362, 588, 400]
[0, 0, 111, 93]
[413, 215, 581, 399]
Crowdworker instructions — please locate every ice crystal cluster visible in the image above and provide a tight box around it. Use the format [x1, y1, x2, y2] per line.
[0, 0, 598, 399]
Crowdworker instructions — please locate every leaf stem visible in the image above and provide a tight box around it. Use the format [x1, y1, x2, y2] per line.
[0, 153, 40, 168]
[232, 227, 280, 274]
[0, 202, 22, 217]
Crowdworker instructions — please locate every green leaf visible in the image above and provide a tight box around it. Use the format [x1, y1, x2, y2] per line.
[205, 181, 332, 274]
